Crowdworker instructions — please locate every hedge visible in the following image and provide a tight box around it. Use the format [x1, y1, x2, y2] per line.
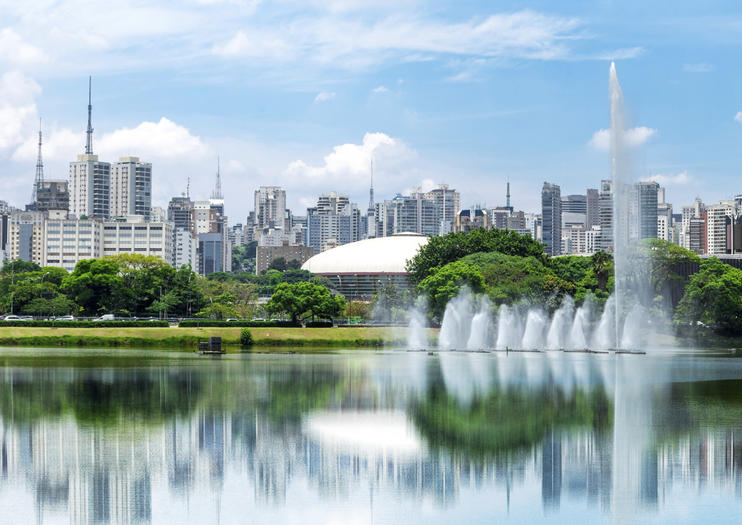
[178, 320, 298, 328]
[305, 320, 334, 328]
[0, 320, 170, 328]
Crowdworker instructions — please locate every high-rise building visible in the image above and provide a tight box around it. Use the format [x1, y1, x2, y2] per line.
[562, 194, 587, 214]
[635, 181, 659, 239]
[110, 157, 152, 220]
[42, 218, 100, 271]
[307, 192, 361, 253]
[253, 186, 286, 230]
[705, 201, 735, 255]
[35, 181, 69, 212]
[454, 209, 488, 233]
[598, 180, 613, 252]
[69, 79, 110, 219]
[541, 182, 562, 256]
[586, 188, 599, 228]
[423, 185, 460, 234]
[7, 210, 44, 264]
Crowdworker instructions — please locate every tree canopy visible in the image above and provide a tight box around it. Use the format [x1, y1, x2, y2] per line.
[406, 228, 546, 284]
[266, 282, 345, 324]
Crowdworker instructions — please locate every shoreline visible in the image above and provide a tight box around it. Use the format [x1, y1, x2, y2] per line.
[0, 326, 426, 349]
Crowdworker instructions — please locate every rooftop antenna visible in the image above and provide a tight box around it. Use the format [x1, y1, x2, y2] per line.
[211, 156, 223, 199]
[186, 176, 191, 199]
[506, 178, 511, 209]
[368, 157, 375, 211]
[85, 76, 94, 155]
[32, 119, 44, 203]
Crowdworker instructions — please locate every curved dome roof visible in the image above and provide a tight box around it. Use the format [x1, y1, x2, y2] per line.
[302, 234, 428, 275]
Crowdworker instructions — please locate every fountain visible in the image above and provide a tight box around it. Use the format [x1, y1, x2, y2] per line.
[405, 62, 657, 353]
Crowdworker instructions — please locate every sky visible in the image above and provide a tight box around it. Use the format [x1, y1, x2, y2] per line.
[1, 0, 741, 222]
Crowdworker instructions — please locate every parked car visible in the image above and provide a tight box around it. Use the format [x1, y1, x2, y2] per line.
[54, 315, 75, 321]
[93, 314, 115, 322]
[3, 315, 23, 321]
[225, 318, 240, 322]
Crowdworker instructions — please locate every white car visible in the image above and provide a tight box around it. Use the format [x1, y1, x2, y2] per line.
[94, 314, 115, 322]
[3, 315, 24, 321]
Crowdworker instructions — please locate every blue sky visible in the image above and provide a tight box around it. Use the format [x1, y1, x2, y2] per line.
[1, 0, 741, 220]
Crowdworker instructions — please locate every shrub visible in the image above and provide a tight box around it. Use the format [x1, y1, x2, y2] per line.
[0, 320, 169, 328]
[178, 320, 297, 328]
[240, 328, 254, 347]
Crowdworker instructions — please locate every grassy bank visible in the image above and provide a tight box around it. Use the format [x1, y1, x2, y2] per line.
[0, 326, 419, 349]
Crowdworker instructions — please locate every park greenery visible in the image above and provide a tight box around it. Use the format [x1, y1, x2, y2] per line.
[407, 228, 742, 336]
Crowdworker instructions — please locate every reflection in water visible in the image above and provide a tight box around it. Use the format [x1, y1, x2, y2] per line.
[0, 350, 742, 523]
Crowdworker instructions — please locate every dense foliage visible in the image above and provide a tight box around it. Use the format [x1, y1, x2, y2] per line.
[266, 282, 346, 324]
[676, 257, 742, 334]
[406, 229, 547, 284]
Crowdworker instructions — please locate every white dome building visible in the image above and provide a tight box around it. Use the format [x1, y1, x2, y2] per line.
[302, 233, 428, 298]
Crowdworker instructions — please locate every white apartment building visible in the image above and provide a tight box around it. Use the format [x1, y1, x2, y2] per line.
[657, 215, 670, 242]
[173, 227, 198, 269]
[42, 218, 101, 271]
[706, 201, 735, 255]
[110, 157, 152, 220]
[102, 220, 173, 261]
[69, 154, 111, 219]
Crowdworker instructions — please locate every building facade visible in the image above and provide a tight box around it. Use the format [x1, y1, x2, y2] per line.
[110, 157, 152, 220]
[542, 182, 562, 256]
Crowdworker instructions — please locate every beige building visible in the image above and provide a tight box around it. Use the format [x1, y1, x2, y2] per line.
[256, 242, 315, 274]
[110, 157, 152, 220]
[42, 217, 102, 271]
[7, 210, 45, 265]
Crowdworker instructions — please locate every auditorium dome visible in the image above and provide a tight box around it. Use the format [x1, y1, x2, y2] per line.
[301, 234, 428, 297]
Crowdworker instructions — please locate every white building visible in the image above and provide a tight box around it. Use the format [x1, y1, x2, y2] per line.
[253, 186, 286, 230]
[110, 157, 152, 220]
[42, 218, 101, 271]
[69, 154, 111, 219]
[706, 201, 735, 255]
[101, 220, 173, 261]
[8, 210, 45, 264]
[173, 227, 198, 269]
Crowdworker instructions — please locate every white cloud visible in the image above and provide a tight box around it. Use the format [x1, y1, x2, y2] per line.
[589, 126, 657, 151]
[96, 118, 210, 160]
[683, 62, 714, 73]
[285, 132, 415, 190]
[12, 127, 79, 163]
[314, 91, 336, 102]
[211, 30, 290, 58]
[372, 85, 388, 93]
[645, 171, 692, 185]
[0, 71, 41, 151]
[0, 28, 45, 64]
[735, 111, 742, 123]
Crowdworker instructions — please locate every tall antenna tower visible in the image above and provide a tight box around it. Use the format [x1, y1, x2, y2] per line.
[85, 76, 94, 155]
[506, 179, 511, 209]
[32, 119, 44, 203]
[186, 176, 191, 199]
[368, 157, 374, 211]
[211, 156, 223, 200]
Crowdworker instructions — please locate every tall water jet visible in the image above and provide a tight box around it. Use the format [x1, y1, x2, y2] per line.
[495, 304, 523, 350]
[406, 307, 428, 349]
[438, 288, 473, 350]
[569, 296, 594, 349]
[467, 296, 493, 350]
[546, 297, 574, 350]
[522, 309, 548, 350]
[594, 295, 617, 350]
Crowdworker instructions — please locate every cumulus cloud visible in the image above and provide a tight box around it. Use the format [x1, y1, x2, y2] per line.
[211, 30, 290, 58]
[735, 111, 742, 123]
[372, 85, 388, 93]
[314, 91, 336, 102]
[644, 171, 692, 185]
[0, 71, 41, 151]
[97, 118, 210, 160]
[285, 132, 415, 188]
[0, 28, 45, 64]
[589, 126, 656, 151]
[12, 127, 80, 163]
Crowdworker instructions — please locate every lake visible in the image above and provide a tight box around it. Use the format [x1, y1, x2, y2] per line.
[1, 347, 741, 524]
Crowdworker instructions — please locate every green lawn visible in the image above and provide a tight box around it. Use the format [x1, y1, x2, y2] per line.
[0, 326, 431, 349]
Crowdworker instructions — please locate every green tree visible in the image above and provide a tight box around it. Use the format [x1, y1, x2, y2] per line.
[418, 261, 485, 321]
[61, 258, 128, 315]
[676, 257, 742, 334]
[266, 282, 344, 324]
[1, 259, 41, 274]
[268, 257, 287, 272]
[406, 228, 546, 284]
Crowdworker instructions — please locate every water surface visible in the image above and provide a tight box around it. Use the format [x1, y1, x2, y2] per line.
[1, 347, 741, 524]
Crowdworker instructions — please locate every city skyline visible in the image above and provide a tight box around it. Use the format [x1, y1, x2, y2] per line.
[1, 1, 742, 222]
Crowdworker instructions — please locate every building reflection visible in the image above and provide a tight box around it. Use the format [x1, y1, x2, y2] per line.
[0, 354, 741, 523]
